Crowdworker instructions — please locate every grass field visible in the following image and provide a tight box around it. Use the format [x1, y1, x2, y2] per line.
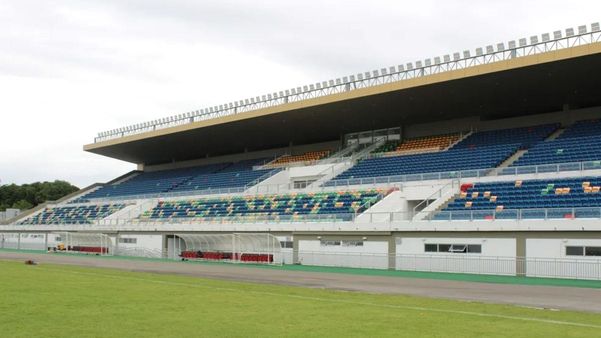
[0, 260, 600, 337]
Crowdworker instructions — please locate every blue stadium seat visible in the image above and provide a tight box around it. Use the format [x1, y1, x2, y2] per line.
[325, 124, 558, 185]
[437, 177, 601, 220]
[19, 204, 126, 225]
[141, 190, 389, 222]
[79, 158, 277, 200]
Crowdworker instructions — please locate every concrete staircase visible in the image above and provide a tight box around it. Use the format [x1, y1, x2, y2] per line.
[412, 181, 459, 221]
[545, 127, 566, 141]
[445, 131, 473, 150]
[496, 149, 528, 169]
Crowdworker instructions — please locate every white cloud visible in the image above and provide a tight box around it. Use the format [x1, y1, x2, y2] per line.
[0, 0, 599, 187]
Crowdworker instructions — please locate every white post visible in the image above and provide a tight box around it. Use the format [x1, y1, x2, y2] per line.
[44, 233, 48, 251]
[17, 233, 21, 250]
[172, 235, 176, 260]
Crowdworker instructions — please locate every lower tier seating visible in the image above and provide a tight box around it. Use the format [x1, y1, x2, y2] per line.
[19, 204, 126, 225]
[140, 189, 390, 222]
[436, 177, 601, 220]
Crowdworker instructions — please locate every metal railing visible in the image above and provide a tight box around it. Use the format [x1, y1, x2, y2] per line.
[297, 252, 601, 280]
[11, 205, 596, 227]
[324, 160, 601, 187]
[2, 241, 600, 281]
[94, 23, 601, 143]
[412, 180, 458, 216]
[80, 160, 601, 204]
[431, 207, 601, 221]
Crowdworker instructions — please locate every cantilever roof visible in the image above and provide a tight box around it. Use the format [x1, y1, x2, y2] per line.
[84, 40, 601, 165]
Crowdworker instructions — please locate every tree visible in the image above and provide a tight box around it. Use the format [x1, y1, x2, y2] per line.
[0, 181, 79, 211]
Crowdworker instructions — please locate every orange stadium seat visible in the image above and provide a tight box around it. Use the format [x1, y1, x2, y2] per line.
[270, 150, 330, 165]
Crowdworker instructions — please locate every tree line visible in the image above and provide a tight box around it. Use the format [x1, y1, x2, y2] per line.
[0, 180, 79, 211]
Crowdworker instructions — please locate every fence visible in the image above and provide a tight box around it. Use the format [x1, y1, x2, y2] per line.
[79, 160, 601, 205]
[325, 160, 601, 187]
[296, 251, 601, 280]
[2, 239, 601, 280]
[432, 207, 601, 221]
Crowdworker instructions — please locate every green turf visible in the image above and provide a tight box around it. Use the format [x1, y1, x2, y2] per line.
[0, 261, 600, 337]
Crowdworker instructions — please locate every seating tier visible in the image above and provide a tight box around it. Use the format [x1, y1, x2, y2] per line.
[19, 204, 126, 225]
[141, 190, 388, 222]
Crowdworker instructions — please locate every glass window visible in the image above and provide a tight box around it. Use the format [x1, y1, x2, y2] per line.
[280, 241, 293, 249]
[585, 246, 601, 256]
[321, 240, 341, 246]
[467, 245, 482, 253]
[425, 244, 438, 252]
[438, 244, 452, 252]
[566, 246, 584, 256]
[450, 245, 467, 253]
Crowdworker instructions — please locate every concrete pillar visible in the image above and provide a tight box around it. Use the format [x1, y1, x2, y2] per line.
[162, 234, 168, 259]
[516, 234, 526, 276]
[292, 236, 300, 264]
[17, 233, 21, 250]
[115, 233, 120, 255]
[388, 236, 396, 270]
[44, 233, 48, 251]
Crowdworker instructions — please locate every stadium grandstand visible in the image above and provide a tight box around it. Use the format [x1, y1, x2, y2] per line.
[3, 23, 601, 279]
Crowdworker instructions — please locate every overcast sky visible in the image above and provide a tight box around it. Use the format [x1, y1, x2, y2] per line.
[0, 0, 598, 188]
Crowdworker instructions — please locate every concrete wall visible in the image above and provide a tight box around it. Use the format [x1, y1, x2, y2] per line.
[526, 238, 601, 279]
[144, 140, 340, 172]
[403, 106, 601, 139]
[298, 239, 389, 269]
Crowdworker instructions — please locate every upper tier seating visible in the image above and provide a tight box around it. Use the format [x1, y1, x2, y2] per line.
[81, 158, 275, 200]
[557, 119, 601, 139]
[452, 124, 558, 149]
[269, 150, 330, 166]
[396, 133, 460, 152]
[325, 124, 558, 183]
[140, 189, 389, 222]
[373, 134, 460, 155]
[437, 177, 601, 220]
[511, 120, 601, 167]
[19, 204, 126, 225]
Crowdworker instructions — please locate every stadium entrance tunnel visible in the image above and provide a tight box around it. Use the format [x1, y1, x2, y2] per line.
[173, 233, 283, 265]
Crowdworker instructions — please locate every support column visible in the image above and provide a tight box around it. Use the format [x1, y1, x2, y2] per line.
[161, 234, 168, 259]
[292, 236, 300, 264]
[387, 235, 396, 270]
[115, 232, 120, 255]
[17, 233, 21, 250]
[516, 234, 526, 277]
[44, 233, 48, 251]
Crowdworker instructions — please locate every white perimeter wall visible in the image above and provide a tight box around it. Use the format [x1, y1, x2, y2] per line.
[298, 239, 389, 269]
[526, 238, 601, 280]
[395, 237, 516, 275]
